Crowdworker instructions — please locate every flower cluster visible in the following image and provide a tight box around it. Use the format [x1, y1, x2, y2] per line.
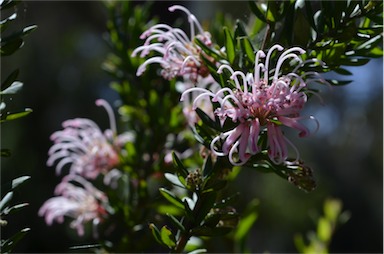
[132, 5, 217, 83]
[181, 45, 325, 165]
[132, 5, 326, 167]
[38, 175, 111, 237]
[40, 99, 132, 236]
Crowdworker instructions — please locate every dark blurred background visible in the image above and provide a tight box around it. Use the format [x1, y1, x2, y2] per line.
[1, 1, 382, 253]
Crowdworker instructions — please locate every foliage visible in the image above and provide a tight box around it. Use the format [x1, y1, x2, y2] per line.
[294, 198, 351, 254]
[0, 176, 31, 253]
[0, 0, 36, 125]
[36, 0, 382, 253]
[0, 0, 35, 252]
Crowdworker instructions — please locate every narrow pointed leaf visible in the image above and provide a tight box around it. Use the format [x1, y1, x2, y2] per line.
[164, 173, 185, 188]
[160, 226, 176, 248]
[223, 27, 235, 64]
[249, 1, 267, 22]
[166, 213, 185, 232]
[159, 188, 184, 209]
[149, 223, 164, 246]
[172, 152, 188, 178]
[11, 176, 30, 189]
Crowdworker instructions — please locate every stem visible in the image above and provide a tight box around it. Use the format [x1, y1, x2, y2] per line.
[174, 231, 190, 253]
[261, 23, 272, 50]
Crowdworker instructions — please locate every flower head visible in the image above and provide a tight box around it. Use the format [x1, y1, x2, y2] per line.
[182, 44, 326, 165]
[131, 5, 213, 82]
[47, 99, 132, 180]
[38, 175, 111, 237]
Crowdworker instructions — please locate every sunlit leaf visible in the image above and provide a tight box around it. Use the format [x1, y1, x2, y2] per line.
[149, 223, 164, 246]
[0, 192, 13, 212]
[160, 226, 176, 248]
[159, 188, 184, 209]
[223, 27, 235, 64]
[249, 1, 267, 23]
[2, 203, 28, 215]
[0, 108, 33, 123]
[0, 81, 23, 95]
[11, 176, 30, 189]
[164, 173, 185, 188]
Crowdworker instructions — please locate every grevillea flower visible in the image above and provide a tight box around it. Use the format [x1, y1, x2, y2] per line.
[181, 44, 327, 165]
[131, 5, 214, 82]
[38, 175, 111, 237]
[47, 99, 132, 181]
[177, 75, 221, 126]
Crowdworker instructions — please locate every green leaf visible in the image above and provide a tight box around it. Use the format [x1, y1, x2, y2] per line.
[326, 79, 352, 86]
[160, 226, 176, 248]
[12, 176, 30, 189]
[149, 223, 164, 246]
[172, 152, 189, 178]
[1, 69, 19, 90]
[159, 188, 184, 209]
[355, 34, 383, 51]
[339, 57, 370, 66]
[164, 173, 185, 188]
[333, 68, 353, 76]
[1, 108, 33, 122]
[314, 10, 325, 34]
[195, 192, 217, 224]
[234, 212, 257, 241]
[195, 107, 220, 131]
[0, 81, 23, 95]
[317, 217, 332, 242]
[323, 198, 342, 222]
[202, 155, 213, 178]
[235, 20, 255, 63]
[2, 203, 28, 216]
[0, 192, 13, 212]
[303, 0, 316, 31]
[0, 37, 23, 56]
[166, 213, 185, 232]
[194, 37, 224, 60]
[0, 227, 30, 253]
[223, 27, 235, 64]
[249, 1, 267, 23]
[0, 0, 22, 10]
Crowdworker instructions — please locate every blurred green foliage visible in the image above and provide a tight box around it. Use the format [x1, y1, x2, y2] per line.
[1, 0, 36, 252]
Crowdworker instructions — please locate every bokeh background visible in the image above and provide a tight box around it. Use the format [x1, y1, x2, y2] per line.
[1, 1, 382, 253]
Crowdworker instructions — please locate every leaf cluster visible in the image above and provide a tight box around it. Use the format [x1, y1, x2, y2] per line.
[0, 176, 31, 253]
[1, 0, 36, 124]
[294, 198, 351, 253]
[150, 152, 239, 252]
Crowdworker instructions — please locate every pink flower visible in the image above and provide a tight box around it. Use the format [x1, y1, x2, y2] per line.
[131, 5, 214, 82]
[177, 75, 221, 126]
[38, 175, 111, 237]
[47, 99, 132, 180]
[181, 44, 327, 165]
